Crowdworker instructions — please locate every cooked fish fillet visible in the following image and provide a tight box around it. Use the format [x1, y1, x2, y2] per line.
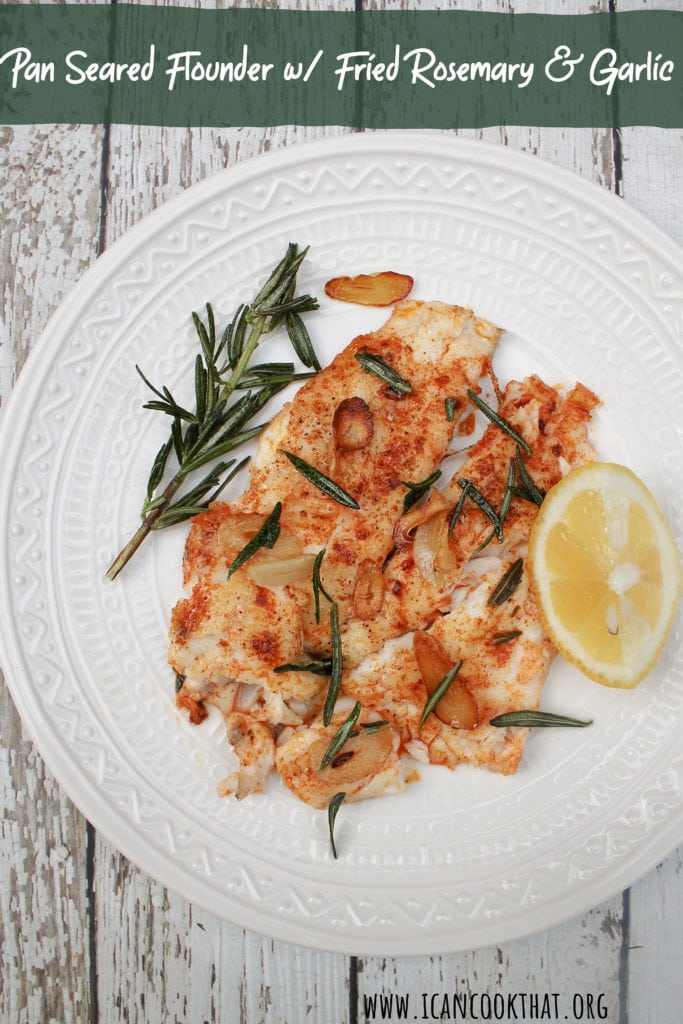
[171, 301, 501, 716]
[276, 711, 405, 809]
[236, 300, 501, 647]
[337, 377, 600, 667]
[170, 294, 600, 801]
[341, 377, 599, 775]
[343, 555, 555, 775]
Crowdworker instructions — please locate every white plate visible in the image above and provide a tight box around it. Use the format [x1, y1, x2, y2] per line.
[1, 133, 682, 956]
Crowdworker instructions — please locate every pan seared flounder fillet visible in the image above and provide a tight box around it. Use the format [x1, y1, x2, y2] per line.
[337, 376, 600, 667]
[340, 377, 599, 776]
[170, 301, 502, 713]
[236, 300, 501, 643]
[343, 555, 555, 775]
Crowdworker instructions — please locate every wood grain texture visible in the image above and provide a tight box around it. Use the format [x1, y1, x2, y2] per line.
[1, 1, 682, 1022]
[0, 122, 103, 1024]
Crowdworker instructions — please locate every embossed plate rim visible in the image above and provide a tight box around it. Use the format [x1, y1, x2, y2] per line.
[1, 132, 682, 955]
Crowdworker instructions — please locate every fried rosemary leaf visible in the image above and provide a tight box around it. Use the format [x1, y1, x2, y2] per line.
[445, 396, 457, 421]
[475, 457, 516, 553]
[419, 661, 463, 729]
[467, 389, 532, 455]
[273, 659, 333, 675]
[281, 450, 360, 509]
[401, 469, 443, 514]
[355, 351, 412, 395]
[106, 244, 318, 581]
[488, 558, 524, 607]
[323, 602, 343, 727]
[286, 311, 322, 371]
[456, 478, 504, 542]
[515, 446, 545, 506]
[259, 295, 319, 318]
[319, 701, 362, 772]
[312, 548, 333, 624]
[351, 721, 389, 736]
[328, 792, 346, 859]
[490, 711, 592, 728]
[491, 630, 523, 646]
[448, 481, 471, 538]
[226, 501, 282, 578]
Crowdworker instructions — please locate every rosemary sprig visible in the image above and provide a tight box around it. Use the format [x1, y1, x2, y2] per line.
[273, 659, 332, 675]
[401, 469, 442, 514]
[281, 451, 360, 509]
[355, 351, 412, 395]
[490, 711, 592, 728]
[445, 397, 457, 422]
[328, 792, 346, 859]
[323, 602, 343, 726]
[419, 661, 463, 728]
[106, 244, 319, 581]
[467, 389, 531, 455]
[319, 701, 362, 772]
[226, 502, 281, 578]
[488, 559, 524, 607]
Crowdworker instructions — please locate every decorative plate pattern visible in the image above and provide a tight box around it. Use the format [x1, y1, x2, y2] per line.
[1, 134, 682, 955]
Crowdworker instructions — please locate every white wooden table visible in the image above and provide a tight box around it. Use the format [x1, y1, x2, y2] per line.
[2, 2, 682, 1021]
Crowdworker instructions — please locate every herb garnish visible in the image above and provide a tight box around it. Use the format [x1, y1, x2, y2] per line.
[234, 362, 315, 391]
[286, 312, 321, 371]
[419, 661, 463, 729]
[488, 559, 524, 607]
[475, 457, 516, 553]
[226, 502, 281, 578]
[312, 549, 333, 624]
[515, 447, 545, 507]
[445, 397, 457, 421]
[401, 469, 443, 514]
[106, 243, 319, 580]
[491, 630, 523, 646]
[467, 389, 531, 455]
[328, 792, 346, 859]
[319, 701, 362, 771]
[456, 478, 504, 542]
[448, 481, 472, 538]
[281, 451, 360, 509]
[324, 602, 344, 726]
[355, 351, 412, 395]
[351, 721, 389, 736]
[273, 659, 333, 675]
[490, 711, 592, 728]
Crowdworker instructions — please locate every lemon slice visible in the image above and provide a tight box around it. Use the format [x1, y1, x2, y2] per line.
[529, 463, 681, 688]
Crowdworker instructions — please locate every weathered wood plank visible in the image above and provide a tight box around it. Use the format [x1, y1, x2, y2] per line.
[94, 117, 355, 1023]
[0, 123, 103, 1024]
[628, 849, 683, 1024]
[2, 1, 682, 1021]
[355, 898, 624, 1020]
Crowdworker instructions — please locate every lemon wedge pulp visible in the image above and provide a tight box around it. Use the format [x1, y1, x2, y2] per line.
[528, 463, 681, 688]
